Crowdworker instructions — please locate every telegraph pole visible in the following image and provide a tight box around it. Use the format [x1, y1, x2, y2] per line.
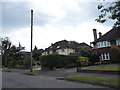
[30, 9, 33, 72]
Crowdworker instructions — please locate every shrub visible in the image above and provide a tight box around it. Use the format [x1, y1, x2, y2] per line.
[8, 57, 16, 67]
[39, 54, 78, 69]
[79, 47, 100, 65]
[110, 46, 120, 63]
[77, 56, 89, 67]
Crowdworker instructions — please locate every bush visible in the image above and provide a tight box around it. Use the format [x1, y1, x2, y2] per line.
[8, 57, 16, 67]
[8, 55, 31, 68]
[39, 54, 78, 69]
[77, 56, 89, 67]
[110, 46, 120, 63]
[79, 47, 100, 65]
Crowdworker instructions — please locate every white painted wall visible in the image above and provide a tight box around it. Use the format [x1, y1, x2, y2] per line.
[56, 48, 75, 55]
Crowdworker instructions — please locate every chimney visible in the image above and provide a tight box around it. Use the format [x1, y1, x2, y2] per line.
[93, 29, 97, 41]
[99, 32, 102, 38]
[51, 43, 53, 46]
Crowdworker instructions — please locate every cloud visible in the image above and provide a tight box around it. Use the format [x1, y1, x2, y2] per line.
[1, 0, 113, 51]
[9, 21, 111, 51]
[2, 2, 54, 33]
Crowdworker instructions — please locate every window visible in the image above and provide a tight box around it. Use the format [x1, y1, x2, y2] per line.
[101, 54, 103, 60]
[57, 46, 60, 48]
[105, 41, 108, 46]
[62, 49, 64, 52]
[49, 50, 52, 54]
[100, 53, 110, 60]
[97, 41, 111, 48]
[108, 41, 111, 46]
[116, 39, 120, 45]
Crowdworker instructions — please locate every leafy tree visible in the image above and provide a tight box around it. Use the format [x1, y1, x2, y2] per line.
[1, 37, 12, 66]
[79, 47, 99, 65]
[33, 46, 44, 61]
[9, 43, 25, 60]
[95, 1, 120, 27]
[1, 37, 25, 67]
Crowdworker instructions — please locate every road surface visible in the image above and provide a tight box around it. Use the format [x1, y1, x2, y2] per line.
[2, 71, 114, 89]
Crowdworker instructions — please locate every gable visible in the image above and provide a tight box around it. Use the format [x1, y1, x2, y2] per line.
[93, 26, 120, 44]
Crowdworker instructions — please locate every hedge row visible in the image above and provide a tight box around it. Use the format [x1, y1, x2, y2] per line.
[39, 54, 79, 69]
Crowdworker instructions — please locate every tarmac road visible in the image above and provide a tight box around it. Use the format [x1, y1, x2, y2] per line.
[2, 71, 114, 89]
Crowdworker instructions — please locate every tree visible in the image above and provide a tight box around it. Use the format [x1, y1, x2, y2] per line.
[1, 37, 25, 67]
[8, 43, 25, 67]
[33, 46, 44, 61]
[95, 1, 120, 27]
[1, 37, 12, 66]
[79, 47, 99, 65]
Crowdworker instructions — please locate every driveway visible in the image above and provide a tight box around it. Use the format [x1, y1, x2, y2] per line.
[1, 71, 115, 88]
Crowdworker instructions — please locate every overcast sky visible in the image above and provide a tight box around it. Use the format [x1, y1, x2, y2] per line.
[1, 0, 115, 51]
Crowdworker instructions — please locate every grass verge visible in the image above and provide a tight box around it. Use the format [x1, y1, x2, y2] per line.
[64, 75, 119, 86]
[32, 66, 41, 69]
[86, 65, 119, 71]
[23, 71, 38, 76]
[1, 69, 16, 72]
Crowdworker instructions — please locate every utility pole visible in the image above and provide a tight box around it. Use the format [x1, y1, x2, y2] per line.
[30, 9, 33, 72]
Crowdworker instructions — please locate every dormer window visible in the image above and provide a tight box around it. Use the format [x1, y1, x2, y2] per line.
[57, 46, 60, 48]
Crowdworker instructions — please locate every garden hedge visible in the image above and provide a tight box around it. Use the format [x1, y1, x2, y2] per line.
[39, 54, 78, 69]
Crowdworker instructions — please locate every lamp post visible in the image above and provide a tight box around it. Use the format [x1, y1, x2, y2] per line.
[30, 9, 33, 72]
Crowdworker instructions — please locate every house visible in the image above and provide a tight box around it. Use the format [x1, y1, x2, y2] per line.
[42, 40, 91, 55]
[91, 26, 120, 61]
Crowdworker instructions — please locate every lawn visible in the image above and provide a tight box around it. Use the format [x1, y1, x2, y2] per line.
[1, 69, 16, 72]
[32, 65, 41, 69]
[64, 75, 119, 86]
[86, 65, 119, 71]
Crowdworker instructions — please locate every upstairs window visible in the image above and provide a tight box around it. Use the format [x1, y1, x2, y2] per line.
[116, 39, 120, 45]
[97, 41, 111, 48]
[57, 46, 60, 48]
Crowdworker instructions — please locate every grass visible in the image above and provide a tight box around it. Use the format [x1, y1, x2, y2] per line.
[86, 65, 119, 71]
[32, 65, 41, 69]
[23, 71, 38, 76]
[64, 75, 119, 86]
[1, 69, 16, 72]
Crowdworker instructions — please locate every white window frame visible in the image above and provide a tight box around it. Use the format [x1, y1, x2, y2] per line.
[100, 53, 110, 60]
[97, 41, 111, 48]
[116, 39, 120, 45]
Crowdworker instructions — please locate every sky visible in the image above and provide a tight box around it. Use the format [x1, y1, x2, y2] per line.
[1, 0, 116, 51]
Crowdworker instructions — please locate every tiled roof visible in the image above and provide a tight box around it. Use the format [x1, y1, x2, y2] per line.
[45, 40, 90, 51]
[93, 26, 120, 44]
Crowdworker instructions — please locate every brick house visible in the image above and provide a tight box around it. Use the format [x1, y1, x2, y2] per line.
[91, 26, 120, 61]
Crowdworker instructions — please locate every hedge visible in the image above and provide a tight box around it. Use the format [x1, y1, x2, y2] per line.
[39, 54, 78, 69]
[110, 46, 120, 63]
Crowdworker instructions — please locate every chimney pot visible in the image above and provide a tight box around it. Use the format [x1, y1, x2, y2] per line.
[93, 29, 97, 41]
[99, 32, 102, 38]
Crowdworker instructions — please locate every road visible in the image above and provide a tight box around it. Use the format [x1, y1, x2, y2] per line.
[2, 71, 115, 89]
